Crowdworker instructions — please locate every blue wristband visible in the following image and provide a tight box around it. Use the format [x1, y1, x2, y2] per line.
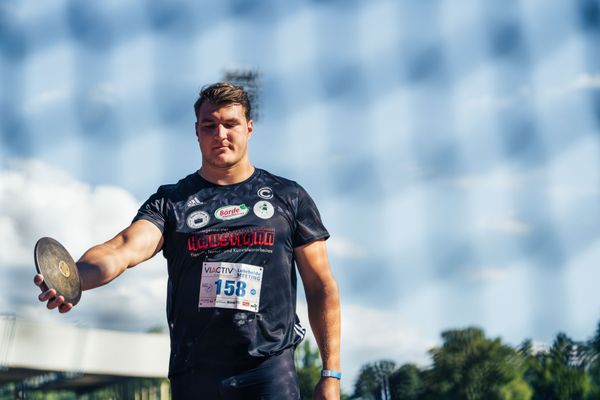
[321, 370, 342, 379]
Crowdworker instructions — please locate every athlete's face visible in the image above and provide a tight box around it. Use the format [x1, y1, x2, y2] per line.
[195, 102, 253, 169]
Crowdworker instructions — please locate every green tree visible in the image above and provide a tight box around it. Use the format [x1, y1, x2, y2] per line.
[421, 327, 531, 400]
[295, 340, 322, 400]
[586, 321, 600, 398]
[351, 360, 397, 400]
[294, 340, 348, 400]
[389, 363, 424, 400]
[522, 333, 591, 400]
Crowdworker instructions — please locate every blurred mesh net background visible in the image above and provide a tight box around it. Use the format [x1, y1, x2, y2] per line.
[1, 0, 600, 378]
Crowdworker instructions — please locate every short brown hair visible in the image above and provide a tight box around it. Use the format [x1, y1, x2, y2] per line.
[194, 82, 252, 121]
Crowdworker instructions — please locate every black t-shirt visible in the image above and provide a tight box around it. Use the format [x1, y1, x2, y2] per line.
[133, 168, 329, 376]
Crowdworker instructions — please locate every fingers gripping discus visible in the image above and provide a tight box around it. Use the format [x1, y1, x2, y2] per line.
[34, 237, 81, 306]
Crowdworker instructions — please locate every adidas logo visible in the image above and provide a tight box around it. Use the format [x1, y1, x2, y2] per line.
[186, 197, 202, 208]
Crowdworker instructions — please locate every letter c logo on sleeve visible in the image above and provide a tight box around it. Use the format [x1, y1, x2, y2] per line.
[257, 187, 273, 200]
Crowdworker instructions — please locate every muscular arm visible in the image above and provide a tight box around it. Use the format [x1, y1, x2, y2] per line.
[77, 219, 164, 290]
[295, 240, 341, 399]
[36, 219, 163, 312]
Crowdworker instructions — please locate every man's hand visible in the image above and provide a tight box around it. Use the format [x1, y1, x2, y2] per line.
[313, 377, 340, 400]
[34, 274, 74, 313]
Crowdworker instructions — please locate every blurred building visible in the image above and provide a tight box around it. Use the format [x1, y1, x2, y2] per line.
[0, 315, 170, 399]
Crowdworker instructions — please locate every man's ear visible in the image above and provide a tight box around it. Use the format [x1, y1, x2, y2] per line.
[247, 119, 254, 138]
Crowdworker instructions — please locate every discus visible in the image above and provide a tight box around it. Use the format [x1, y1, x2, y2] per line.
[34, 237, 82, 306]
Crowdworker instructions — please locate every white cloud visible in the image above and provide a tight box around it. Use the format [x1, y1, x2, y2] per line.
[564, 237, 600, 336]
[24, 83, 120, 115]
[0, 215, 29, 266]
[549, 184, 599, 204]
[527, 73, 600, 100]
[465, 93, 518, 110]
[452, 167, 535, 192]
[463, 85, 531, 111]
[460, 72, 600, 111]
[547, 135, 600, 211]
[296, 301, 434, 394]
[475, 214, 532, 236]
[462, 265, 510, 283]
[0, 159, 167, 331]
[451, 169, 534, 236]
[88, 83, 120, 107]
[564, 73, 600, 92]
[0, 159, 137, 255]
[24, 89, 71, 114]
[341, 303, 433, 364]
[327, 237, 369, 260]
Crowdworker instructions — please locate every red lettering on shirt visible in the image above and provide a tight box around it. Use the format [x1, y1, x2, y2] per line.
[187, 228, 275, 253]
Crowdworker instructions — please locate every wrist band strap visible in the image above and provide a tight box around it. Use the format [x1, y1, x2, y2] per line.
[321, 370, 342, 379]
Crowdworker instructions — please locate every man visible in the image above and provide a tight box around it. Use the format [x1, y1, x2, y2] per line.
[35, 82, 341, 399]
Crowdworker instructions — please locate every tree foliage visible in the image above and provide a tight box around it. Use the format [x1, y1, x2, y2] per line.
[522, 333, 592, 400]
[350, 320, 600, 399]
[295, 340, 322, 400]
[586, 321, 600, 398]
[294, 339, 349, 400]
[351, 360, 397, 400]
[389, 363, 423, 400]
[421, 327, 531, 400]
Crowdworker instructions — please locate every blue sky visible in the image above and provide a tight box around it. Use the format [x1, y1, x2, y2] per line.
[2, 0, 600, 389]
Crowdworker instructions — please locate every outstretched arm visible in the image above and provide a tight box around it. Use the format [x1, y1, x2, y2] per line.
[295, 240, 341, 400]
[35, 219, 163, 313]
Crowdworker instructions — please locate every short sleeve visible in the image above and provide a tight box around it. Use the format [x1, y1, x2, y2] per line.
[132, 187, 169, 233]
[292, 185, 329, 247]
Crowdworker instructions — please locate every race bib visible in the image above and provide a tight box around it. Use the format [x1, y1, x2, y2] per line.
[199, 262, 263, 312]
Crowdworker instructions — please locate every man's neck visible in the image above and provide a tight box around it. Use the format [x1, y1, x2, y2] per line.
[198, 162, 255, 185]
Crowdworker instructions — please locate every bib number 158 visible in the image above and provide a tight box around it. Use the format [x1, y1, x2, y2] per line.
[215, 279, 247, 297]
[199, 262, 262, 312]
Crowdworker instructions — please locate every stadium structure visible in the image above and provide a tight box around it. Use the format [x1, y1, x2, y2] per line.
[0, 315, 170, 399]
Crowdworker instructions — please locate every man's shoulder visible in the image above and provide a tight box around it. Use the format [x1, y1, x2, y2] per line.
[152, 172, 201, 198]
[256, 168, 300, 190]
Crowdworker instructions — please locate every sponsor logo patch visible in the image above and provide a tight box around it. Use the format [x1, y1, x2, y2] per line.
[253, 200, 275, 220]
[257, 187, 273, 200]
[186, 210, 210, 229]
[215, 204, 249, 221]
